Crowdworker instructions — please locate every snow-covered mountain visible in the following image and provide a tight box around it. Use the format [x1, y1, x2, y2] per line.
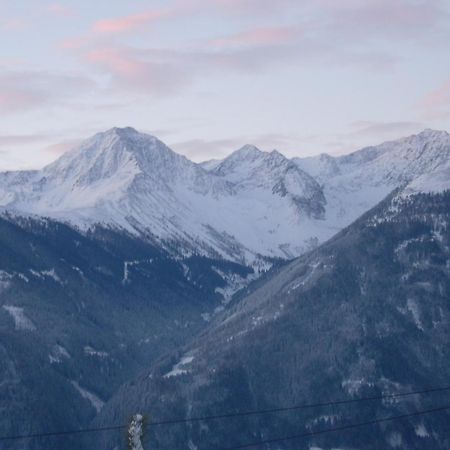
[0, 127, 449, 266]
[212, 144, 325, 219]
[0, 128, 327, 264]
[293, 128, 450, 229]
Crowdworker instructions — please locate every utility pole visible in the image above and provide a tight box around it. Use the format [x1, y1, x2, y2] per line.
[128, 414, 145, 450]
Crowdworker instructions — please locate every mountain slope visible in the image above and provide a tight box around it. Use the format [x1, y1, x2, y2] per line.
[92, 187, 450, 450]
[0, 214, 254, 450]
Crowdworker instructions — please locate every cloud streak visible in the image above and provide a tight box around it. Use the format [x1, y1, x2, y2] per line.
[420, 79, 450, 118]
[54, 0, 449, 103]
[0, 71, 96, 113]
[314, 0, 448, 40]
[73, 30, 397, 99]
[92, 10, 170, 34]
[349, 120, 425, 137]
[47, 3, 75, 17]
[210, 26, 302, 48]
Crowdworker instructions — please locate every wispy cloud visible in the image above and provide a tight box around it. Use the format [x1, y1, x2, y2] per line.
[0, 133, 54, 147]
[202, 0, 298, 16]
[54, 0, 447, 102]
[92, 10, 170, 34]
[420, 79, 450, 118]
[348, 120, 425, 138]
[0, 18, 27, 31]
[41, 138, 83, 155]
[311, 120, 428, 155]
[314, 0, 448, 41]
[210, 26, 302, 48]
[0, 71, 96, 113]
[85, 46, 191, 94]
[46, 3, 75, 17]
[74, 32, 397, 99]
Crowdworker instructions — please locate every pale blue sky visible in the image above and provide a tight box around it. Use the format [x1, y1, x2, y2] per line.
[1, 0, 450, 170]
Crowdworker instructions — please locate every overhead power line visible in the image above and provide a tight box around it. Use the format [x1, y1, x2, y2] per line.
[149, 385, 450, 426]
[222, 405, 450, 450]
[0, 385, 449, 443]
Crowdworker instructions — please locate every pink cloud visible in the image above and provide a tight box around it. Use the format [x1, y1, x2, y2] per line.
[47, 4, 75, 17]
[82, 41, 310, 94]
[60, 36, 91, 50]
[0, 90, 43, 112]
[85, 46, 189, 94]
[0, 18, 27, 31]
[92, 10, 169, 34]
[86, 48, 143, 78]
[210, 26, 302, 48]
[43, 139, 83, 155]
[0, 71, 96, 113]
[75, 29, 397, 98]
[202, 0, 297, 15]
[420, 79, 450, 117]
[315, 0, 447, 39]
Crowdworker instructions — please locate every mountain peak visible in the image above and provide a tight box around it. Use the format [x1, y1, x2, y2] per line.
[230, 144, 263, 160]
[414, 128, 450, 141]
[43, 127, 173, 179]
[91, 126, 162, 149]
[107, 126, 139, 136]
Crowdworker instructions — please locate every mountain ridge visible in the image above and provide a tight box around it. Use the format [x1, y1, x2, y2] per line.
[0, 127, 449, 266]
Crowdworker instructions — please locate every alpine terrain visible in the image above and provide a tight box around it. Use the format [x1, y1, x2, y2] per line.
[91, 184, 450, 450]
[0, 127, 448, 449]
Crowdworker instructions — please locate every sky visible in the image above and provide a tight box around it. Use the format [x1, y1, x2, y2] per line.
[0, 0, 450, 170]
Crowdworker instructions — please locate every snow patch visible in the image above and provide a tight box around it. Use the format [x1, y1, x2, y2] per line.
[71, 381, 104, 413]
[164, 355, 194, 378]
[49, 344, 70, 364]
[341, 378, 374, 396]
[201, 312, 211, 322]
[213, 267, 258, 304]
[406, 298, 423, 330]
[2, 305, 36, 331]
[415, 423, 429, 438]
[287, 261, 323, 293]
[388, 432, 403, 448]
[30, 268, 62, 283]
[84, 346, 108, 358]
[188, 440, 198, 450]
